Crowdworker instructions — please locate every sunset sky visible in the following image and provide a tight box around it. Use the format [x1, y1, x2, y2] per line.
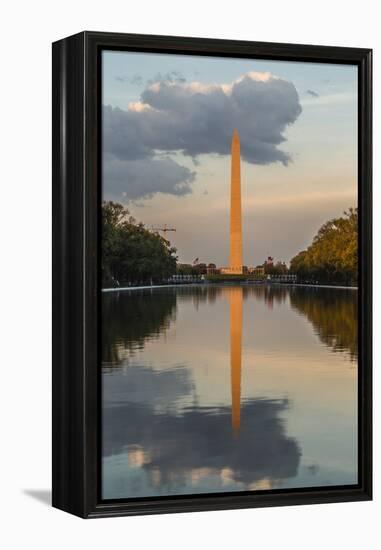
[102, 51, 357, 267]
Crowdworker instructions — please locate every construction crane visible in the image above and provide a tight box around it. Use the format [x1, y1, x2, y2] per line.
[150, 224, 176, 235]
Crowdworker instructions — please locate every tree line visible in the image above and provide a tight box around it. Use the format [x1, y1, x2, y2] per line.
[102, 201, 177, 287]
[102, 202, 358, 288]
[290, 208, 358, 285]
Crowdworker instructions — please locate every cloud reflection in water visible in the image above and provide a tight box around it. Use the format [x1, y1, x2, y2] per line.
[103, 364, 301, 496]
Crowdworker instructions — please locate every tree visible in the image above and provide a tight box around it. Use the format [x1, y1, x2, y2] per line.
[290, 208, 358, 285]
[102, 201, 178, 287]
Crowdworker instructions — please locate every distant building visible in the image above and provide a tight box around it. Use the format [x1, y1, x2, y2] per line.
[220, 265, 248, 275]
[194, 263, 207, 274]
[264, 256, 274, 268]
[261, 257, 289, 275]
[268, 273, 297, 283]
[177, 263, 193, 274]
[247, 266, 265, 277]
[206, 265, 220, 275]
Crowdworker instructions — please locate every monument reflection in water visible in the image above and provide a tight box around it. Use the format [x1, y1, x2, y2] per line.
[102, 285, 358, 499]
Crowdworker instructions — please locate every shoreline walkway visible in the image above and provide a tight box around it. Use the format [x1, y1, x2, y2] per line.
[102, 282, 358, 293]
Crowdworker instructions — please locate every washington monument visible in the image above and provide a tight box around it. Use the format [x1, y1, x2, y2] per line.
[229, 129, 243, 274]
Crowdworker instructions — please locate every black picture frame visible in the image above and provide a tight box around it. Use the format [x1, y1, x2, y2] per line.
[52, 31, 372, 519]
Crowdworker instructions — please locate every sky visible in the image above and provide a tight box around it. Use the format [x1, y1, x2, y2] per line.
[102, 50, 358, 267]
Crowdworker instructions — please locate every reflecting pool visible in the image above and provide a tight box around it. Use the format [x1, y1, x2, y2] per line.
[102, 285, 358, 499]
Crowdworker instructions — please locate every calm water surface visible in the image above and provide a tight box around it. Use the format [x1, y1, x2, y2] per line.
[102, 285, 358, 499]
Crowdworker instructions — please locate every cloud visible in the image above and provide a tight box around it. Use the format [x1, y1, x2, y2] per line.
[306, 89, 319, 98]
[104, 156, 196, 201]
[103, 364, 194, 411]
[103, 71, 302, 201]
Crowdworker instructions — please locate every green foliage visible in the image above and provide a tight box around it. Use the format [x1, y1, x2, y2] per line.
[102, 201, 178, 287]
[290, 208, 358, 285]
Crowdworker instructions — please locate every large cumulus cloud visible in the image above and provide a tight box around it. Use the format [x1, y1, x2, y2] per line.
[103, 72, 302, 201]
[104, 156, 196, 201]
